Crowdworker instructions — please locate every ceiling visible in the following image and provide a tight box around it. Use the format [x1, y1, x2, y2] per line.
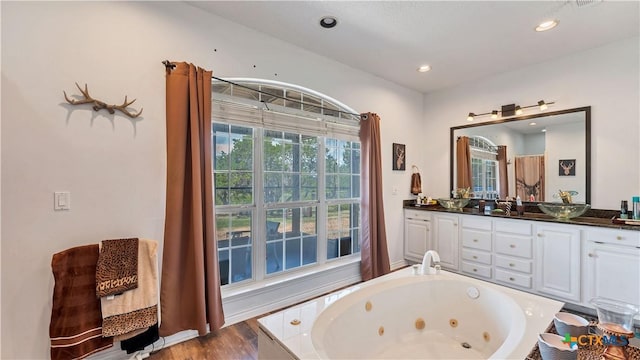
[187, 1, 639, 94]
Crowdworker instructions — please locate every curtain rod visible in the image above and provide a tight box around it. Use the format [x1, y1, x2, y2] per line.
[162, 60, 362, 119]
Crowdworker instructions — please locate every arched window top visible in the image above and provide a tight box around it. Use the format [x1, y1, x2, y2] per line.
[469, 135, 497, 154]
[212, 78, 360, 123]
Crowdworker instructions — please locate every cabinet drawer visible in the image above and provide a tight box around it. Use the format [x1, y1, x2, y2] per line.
[495, 255, 532, 274]
[587, 228, 640, 247]
[495, 220, 532, 236]
[461, 261, 492, 279]
[462, 216, 492, 231]
[405, 209, 431, 221]
[495, 269, 532, 289]
[495, 234, 532, 258]
[462, 248, 492, 265]
[461, 229, 492, 251]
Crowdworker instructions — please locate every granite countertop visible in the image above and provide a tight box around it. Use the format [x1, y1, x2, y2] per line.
[403, 200, 640, 232]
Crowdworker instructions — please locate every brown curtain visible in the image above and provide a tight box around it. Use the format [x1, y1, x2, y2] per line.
[497, 145, 509, 199]
[159, 62, 224, 337]
[359, 112, 391, 281]
[515, 155, 546, 201]
[456, 136, 472, 189]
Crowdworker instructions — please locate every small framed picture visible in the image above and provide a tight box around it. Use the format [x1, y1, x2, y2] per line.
[392, 143, 406, 171]
[559, 159, 576, 176]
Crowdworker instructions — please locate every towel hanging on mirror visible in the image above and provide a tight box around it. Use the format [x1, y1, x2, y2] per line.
[411, 165, 422, 195]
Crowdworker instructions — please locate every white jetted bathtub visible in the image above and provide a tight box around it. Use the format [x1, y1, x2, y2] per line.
[257, 268, 563, 359]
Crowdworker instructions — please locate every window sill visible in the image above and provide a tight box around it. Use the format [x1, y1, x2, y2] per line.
[221, 255, 361, 299]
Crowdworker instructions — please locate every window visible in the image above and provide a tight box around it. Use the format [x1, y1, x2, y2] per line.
[325, 139, 360, 259]
[212, 80, 361, 286]
[469, 136, 500, 199]
[214, 124, 255, 285]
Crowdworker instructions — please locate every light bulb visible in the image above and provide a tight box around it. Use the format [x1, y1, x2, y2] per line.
[538, 100, 548, 111]
[515, 106, 523, 115]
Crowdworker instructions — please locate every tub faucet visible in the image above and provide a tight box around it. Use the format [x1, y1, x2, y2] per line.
[421, 250, 441, 275]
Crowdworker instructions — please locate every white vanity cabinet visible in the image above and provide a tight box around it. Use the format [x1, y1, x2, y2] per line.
[493, 219, 534, 290]
[403, 209, 431, 263]
[534, 223, 582, 303]
[584, 228, 640, 307]
[460, 216, 493, 279]
[402, 207, 640, 310]
[432, 213, 459, 270]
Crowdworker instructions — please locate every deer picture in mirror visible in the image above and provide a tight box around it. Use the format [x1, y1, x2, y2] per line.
[450, 107, 591, 204]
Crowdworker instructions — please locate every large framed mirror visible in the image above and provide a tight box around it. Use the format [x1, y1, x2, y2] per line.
[450, 106, 591, 204]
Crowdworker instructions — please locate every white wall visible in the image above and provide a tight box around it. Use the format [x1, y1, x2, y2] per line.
[423, 36, 640, 209]
[0, 2, 423, 359]
[545, 121, 586, 202]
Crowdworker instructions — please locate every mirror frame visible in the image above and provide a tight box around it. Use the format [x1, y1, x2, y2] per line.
[449, 106, 591, 203]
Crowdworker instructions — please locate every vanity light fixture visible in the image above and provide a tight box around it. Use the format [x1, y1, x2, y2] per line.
[465, 100, 554, 121]
[417, 65, 432, 73]
[535, 19, 559, 32]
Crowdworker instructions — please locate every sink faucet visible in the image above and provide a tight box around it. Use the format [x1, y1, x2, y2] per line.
[421, 250, 441, 275]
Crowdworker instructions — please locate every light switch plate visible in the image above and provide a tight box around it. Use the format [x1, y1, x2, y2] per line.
[54, 191, 70, 210]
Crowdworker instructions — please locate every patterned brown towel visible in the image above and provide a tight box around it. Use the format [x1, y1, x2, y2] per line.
[96, 238, 139, 297]
[50, 245, 113, 360]
[101, 239, 159, 337]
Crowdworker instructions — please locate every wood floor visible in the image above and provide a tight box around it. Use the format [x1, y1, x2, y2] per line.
[148, 318, 260, 360]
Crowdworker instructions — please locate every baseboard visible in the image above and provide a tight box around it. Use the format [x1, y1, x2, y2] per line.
[86, 329, 199, 360]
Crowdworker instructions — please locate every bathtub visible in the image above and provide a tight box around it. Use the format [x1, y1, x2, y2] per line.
[257, 268, 563, 359]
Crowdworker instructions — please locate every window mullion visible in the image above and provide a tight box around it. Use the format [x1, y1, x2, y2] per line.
[317, 138, 327, 264]
[254, 128, 266, 281]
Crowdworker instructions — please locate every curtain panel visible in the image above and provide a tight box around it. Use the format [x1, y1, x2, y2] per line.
[159, 62, 225, 337]
[456, 136, 472, 189]
[497, 145, 509, 198]
[359, 112, 391, 281]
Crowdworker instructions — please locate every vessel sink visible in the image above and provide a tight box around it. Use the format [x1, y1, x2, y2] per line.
[537, 203, 591, 220]
[437, 198, 470, 210]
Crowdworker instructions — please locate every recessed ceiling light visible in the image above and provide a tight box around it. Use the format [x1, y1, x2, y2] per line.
[417, 65, 432, 73]
[542, 128, 547, 132]
[535, 19, 559, 32]
[319, 16, 338, 29]
[529, 122, 537, 126]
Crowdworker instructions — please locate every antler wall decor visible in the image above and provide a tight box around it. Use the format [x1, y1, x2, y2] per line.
[63, 83, 143, 118]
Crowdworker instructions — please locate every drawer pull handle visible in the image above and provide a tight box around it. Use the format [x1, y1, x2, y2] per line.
[473, 269, 477, 272]
[616, 236, 623, 240]
[473, 239, 478, 242]
[588, 253, 595, 257]
[510, 244, 516, 248]
[509, 277, 515, 281]
[509, 263, 515, 267]
[473, 256, 478, 259]
[537, 233, 543, 237]
[454, 223, 458, 227]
